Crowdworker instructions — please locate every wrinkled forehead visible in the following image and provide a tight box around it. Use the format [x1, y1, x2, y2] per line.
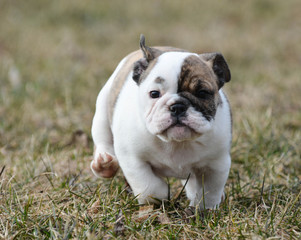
[143, 52, 195, 90]
[143, 51, 215, 92]
[151, 52, 196, 80]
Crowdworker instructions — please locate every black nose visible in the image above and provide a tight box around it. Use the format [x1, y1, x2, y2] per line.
[169, 103, 187, 117]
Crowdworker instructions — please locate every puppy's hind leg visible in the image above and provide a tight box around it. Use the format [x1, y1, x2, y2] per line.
[91, 80, 119, 178]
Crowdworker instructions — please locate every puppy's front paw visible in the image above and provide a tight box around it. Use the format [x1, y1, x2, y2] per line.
[91, 153, 119, 178]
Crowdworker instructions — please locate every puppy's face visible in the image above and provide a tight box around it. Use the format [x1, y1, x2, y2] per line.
[133, 41, 230, 142]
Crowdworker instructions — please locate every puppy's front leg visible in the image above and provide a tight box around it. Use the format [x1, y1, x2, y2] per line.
[91, 85, 119, 178]
[119, 158, 169, 204]
[91, 151, 119, 178]
[185, 156, 230, 209]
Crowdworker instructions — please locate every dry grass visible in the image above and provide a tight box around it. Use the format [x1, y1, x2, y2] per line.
[0, 0, 300, 239]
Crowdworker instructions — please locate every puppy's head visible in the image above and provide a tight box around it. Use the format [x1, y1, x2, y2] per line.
[133, 35, 231, 142]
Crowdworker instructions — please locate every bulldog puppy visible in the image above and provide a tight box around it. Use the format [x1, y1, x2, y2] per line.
[91, 35, 232, 209]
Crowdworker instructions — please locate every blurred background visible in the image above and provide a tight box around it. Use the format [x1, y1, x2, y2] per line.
[0, 0, 300, 185]
[0, 1, 300, 238]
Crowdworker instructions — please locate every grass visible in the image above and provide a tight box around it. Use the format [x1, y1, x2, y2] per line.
[0, 0, 300, 239]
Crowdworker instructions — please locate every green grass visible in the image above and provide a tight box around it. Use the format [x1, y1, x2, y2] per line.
[0, 0, 300, 239]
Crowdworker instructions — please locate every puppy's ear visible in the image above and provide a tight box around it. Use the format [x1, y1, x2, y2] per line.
[139, 34, 162, 62]
[132, 34, 162, 84]
[132, 58, 148, 84]
[200, 53, 231, 89]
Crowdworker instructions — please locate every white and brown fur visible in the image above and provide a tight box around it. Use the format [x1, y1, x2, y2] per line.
[91, 35, 232, 209]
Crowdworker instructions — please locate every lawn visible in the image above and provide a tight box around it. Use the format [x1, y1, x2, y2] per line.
[0, 0, 300, 239]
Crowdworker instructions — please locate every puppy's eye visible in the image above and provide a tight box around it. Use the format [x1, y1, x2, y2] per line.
[150, 90, 161, 98]
[197, 90, 213, 99]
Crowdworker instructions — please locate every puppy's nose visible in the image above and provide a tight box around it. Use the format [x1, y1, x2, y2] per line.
[169, 103, 187, 117]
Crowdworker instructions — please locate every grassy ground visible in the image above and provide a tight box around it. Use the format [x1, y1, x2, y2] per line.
[0, 0, 300, 239]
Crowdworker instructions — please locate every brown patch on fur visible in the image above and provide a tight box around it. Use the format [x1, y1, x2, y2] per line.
[178, 55, 221, 120]
[108, 50, 142, 125]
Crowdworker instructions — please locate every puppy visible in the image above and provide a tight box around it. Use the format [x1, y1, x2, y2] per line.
[91, 35, 232, 209]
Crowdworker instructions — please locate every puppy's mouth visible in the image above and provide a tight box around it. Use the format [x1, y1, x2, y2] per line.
[169, 118, 188, 128]
[158, 118, 198, 142]
[167, 117, 198, 133]
[158, 117, 187, 134]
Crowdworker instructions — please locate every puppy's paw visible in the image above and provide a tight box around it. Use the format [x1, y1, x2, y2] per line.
[91, 153, 119, 178]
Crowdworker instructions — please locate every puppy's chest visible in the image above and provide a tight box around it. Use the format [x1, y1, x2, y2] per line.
[151, 162, 193, 179]
[148, 145, 208, 179]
